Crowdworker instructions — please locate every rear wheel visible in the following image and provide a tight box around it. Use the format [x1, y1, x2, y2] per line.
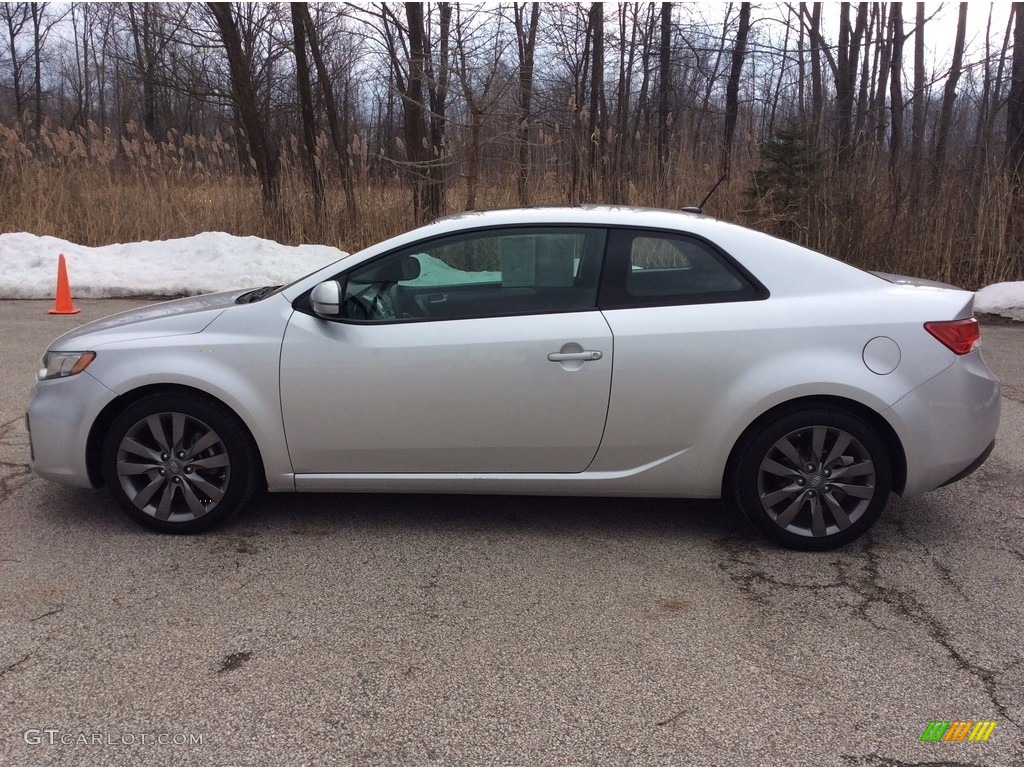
[101, 393, 257, 533]
[731, 407, 891, 550]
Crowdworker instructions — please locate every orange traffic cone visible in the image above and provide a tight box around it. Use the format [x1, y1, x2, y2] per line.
[48, 253, 80, 314]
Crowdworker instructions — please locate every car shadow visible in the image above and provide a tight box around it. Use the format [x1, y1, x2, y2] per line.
[26, 477, 762, 550]
[220, 489, 754, 544]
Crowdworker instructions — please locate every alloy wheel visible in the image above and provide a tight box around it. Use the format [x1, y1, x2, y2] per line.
[115, 411, 231, 522]
[756, 425, 876, 539]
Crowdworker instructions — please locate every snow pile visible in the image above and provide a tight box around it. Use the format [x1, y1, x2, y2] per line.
[976, 282, 1024, 322]
[409, 253, 499, 285]
[0, 231, 347, 299]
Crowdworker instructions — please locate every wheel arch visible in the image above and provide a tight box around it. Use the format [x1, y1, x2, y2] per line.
[86, 384, 267, 491]
[722, 395, 907, 497]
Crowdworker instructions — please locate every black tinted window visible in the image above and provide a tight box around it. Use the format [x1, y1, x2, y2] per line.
[600, 229, 763, 308]
[338, 227, 607, 322]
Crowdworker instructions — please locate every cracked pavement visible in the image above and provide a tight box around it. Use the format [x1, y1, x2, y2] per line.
[0, 299, 1022, 765]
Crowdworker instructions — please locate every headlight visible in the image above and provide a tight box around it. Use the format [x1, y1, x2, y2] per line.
[38, 351, 96, 380]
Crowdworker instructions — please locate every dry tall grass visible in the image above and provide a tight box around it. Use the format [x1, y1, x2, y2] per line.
[0, 121, 1020, 289]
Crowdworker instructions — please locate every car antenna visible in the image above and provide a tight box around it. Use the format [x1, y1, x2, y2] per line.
[682, 173, 728, 215]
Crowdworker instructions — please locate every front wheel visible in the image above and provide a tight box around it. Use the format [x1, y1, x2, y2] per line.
[101, 393, 258, 533]
[731, 407, 892, 550]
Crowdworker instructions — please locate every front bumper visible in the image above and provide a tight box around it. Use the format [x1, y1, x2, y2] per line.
[27, 371, 116, 489]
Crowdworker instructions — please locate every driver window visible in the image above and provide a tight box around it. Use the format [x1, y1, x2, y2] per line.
[340, 227, 605, 322]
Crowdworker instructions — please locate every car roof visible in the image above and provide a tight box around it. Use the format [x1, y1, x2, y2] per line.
[429, 205, 707, 231]
[422, 205, 786, 253]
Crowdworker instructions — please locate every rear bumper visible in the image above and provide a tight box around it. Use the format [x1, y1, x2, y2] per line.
[885, 348, 1000, 497]
[939, 439, 995, 487]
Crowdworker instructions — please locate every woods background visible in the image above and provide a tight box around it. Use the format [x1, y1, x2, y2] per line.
[1, 2, 1023, 289]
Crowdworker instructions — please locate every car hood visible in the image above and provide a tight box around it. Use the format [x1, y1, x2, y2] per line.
[46, 289, 247, 349]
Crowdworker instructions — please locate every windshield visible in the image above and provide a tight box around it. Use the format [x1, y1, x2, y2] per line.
[235, 251, 356, 304]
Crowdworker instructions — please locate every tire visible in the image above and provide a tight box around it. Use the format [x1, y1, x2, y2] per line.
[731, 406, 892, 551]
[101, 393, 258, 533]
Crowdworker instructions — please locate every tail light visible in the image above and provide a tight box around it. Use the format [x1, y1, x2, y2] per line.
[924, 318, 980, 355]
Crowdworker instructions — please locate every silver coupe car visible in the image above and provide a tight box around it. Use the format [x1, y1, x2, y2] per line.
[26, 207, 1000, 549]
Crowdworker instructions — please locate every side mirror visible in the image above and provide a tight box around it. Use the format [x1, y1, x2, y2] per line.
[310, 280, 343, 317]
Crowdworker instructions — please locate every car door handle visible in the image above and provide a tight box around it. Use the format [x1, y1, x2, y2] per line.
[547, 350, 603, 362]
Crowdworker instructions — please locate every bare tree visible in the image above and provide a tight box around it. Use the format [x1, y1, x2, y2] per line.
[1, 2, 30, 121]
[29, 2, 51, 136]
[294, 3, 357, 219]
[453, 4, 508, 210]
[207, 2, 279, 209]
[611, 3, 655, 201]
[888, 4, 905, 176]
[377, 2, 451, 223]
[586, 2, 606, 197]
[657, 2, 671, 168]
[972, 5, 1014, 174]
[547, 3, 591, 204]
[421, 2, 452, 220]
[932, 2, 968, 179]
[290, 4, 358, 219]
[1006, 2, 1024, 182]
[66, 3, 94, 145]
[1008, 3, 1024, 281]
[865, 3, 888, 144]
[512, 1, 539, 205]
[378, 3, 427, 216]
[291, 2, 323, 221]
[721, 2, 751, 177]
[911, 2, 927, 168]
[800, 3, 825, 143]
[124, 4, 168, 135]
[626, 3, 656, 189]
[765, 7, 794, 138]
[695, 6, 736, 157]
[835, 2, 867, 161]
[88, 5, 115, 135]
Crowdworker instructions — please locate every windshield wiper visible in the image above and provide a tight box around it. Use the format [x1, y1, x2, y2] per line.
[235, 285, 282, 304]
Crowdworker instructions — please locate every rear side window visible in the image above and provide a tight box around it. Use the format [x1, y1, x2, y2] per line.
[600, 229, 765, 308]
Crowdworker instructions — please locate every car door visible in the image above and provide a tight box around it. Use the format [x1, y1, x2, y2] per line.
[590, 227, 769, 480]
[279, 227, 613, 474]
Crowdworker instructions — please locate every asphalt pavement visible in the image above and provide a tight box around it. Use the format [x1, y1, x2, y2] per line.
[1, 299, 1022, 766]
